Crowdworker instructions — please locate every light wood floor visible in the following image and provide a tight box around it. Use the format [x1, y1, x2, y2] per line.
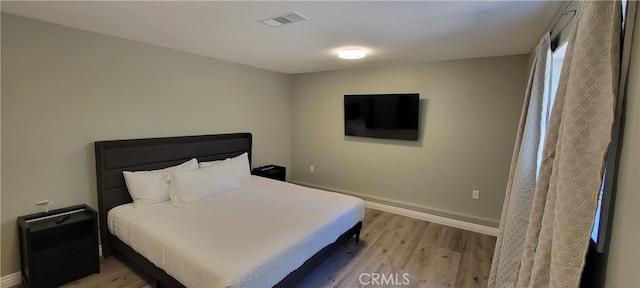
[297, 208, 496, 288]
[19, 208, 496, 288]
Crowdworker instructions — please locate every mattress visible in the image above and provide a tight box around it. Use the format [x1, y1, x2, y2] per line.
[108, 176, 364, 287]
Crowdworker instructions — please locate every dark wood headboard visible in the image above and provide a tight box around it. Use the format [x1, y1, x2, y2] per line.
[94, 133, 252, 257]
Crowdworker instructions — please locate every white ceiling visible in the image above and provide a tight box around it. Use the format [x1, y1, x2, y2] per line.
[1, 1, 566, 74]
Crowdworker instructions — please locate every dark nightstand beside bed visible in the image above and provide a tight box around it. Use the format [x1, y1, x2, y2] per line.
[252, 165, 286, 181]
[17, 204, 99, 287]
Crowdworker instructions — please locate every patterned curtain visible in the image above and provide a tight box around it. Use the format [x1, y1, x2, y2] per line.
[490, 1, 622, 287]
[488, 34, 551, 287]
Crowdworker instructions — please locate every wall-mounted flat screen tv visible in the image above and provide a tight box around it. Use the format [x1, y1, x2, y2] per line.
[344, 93, 419, 140]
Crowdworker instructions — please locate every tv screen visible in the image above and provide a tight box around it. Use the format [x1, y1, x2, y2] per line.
[344, 93, 419, 140]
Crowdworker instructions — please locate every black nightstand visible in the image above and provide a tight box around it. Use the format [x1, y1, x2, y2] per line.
[253, 165, 286, 181]
[17, 204, 99, 288]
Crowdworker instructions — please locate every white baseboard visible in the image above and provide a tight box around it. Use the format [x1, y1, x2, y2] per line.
[0, 272, 21, 288]
[363, 200, 498, 236]
[1, 245, 103, 287]
[290, 180, 499, 236]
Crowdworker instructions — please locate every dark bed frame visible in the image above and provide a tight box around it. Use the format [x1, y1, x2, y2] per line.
[94, 133, 362, 287]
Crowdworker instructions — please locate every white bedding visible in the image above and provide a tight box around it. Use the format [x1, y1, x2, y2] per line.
[108, 176, 364, 288]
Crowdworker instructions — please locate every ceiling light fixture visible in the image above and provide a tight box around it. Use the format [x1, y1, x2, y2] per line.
[338, 48, 366, 59]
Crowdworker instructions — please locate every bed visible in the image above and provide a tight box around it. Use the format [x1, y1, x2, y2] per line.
[95, 133, 364, 287]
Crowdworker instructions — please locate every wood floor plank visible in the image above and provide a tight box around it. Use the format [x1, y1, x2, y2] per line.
[440, 226, 468, 252]
[421, 247, 461, 288]
[392, 219, 428, 271]
[14, 208, 496, 288]
[402, 221, 447, 274]
[454, 231, 496, 288]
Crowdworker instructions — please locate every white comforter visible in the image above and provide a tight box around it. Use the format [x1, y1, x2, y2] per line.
[108, 176, 364, 288]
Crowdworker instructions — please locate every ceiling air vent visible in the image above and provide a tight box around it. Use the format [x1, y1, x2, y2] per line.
[259, 11, 309, 28]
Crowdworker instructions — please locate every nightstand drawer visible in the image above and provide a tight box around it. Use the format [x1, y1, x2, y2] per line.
[33, 238, 96, 268]
[33, 261, 94, 288]
[31, 238, 98, 287]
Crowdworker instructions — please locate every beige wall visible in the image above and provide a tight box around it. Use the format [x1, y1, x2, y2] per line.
[0, 14, 292, 276]
[604, 5, 640, 286]
[291, 56, 528, 226]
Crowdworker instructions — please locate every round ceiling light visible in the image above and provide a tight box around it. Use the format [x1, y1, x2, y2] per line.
[338, 48, 366, 59]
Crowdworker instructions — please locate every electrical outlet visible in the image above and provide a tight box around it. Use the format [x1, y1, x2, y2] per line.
[310, 165, 315, 173]
[472, 190, 480, 199]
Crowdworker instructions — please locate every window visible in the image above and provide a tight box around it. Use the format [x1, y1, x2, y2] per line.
[536, 41, 567, 179]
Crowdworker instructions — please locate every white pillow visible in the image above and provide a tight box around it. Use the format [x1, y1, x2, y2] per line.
[169, 159, 241, 207]
[123, 158, 199, 207]
[229, 152, 251, 181]
[198, 159, 222, 168]
[199, 152, 251, 182]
